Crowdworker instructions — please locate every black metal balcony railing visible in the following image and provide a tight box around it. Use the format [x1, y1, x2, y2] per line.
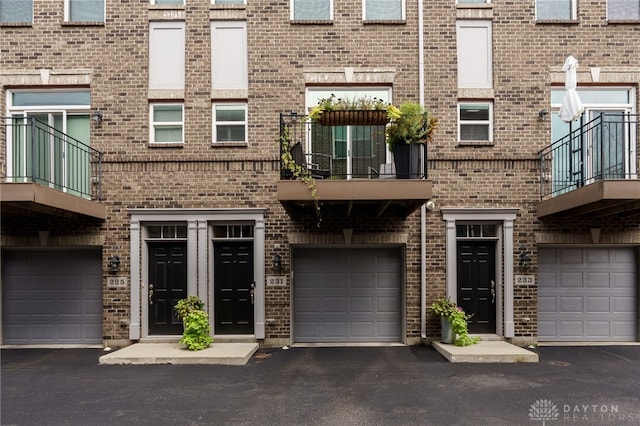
[538, 113, 638, 199]
[279, 112, 427, 180]
[2, 116, 103, 200]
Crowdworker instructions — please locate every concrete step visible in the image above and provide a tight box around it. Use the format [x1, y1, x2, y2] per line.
[99, 342, 259, 365]
[432, 341, 539, 363]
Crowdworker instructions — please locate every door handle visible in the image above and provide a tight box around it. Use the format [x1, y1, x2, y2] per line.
[490, 280, 495, 304]
[149, 284, 154, 305]
[250, 281, 255, 305]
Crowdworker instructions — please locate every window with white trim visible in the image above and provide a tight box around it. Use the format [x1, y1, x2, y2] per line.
[291, 0, 332, 21]
[536, 0, 575, 20]
[0, 0, 32, 23]
[458, 103, 493, 142]
[213, 104, 247, 144]
[211, 21, 247, 90]
[149, 22, 185, 90]
[364, 0, 404, 20]
[65, 0, 105, 22]
[150, 104, 184, 144]
[608, 0, 640, 20]
[456, 20, 493, 89]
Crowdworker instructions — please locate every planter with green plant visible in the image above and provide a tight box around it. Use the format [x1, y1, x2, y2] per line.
[174, 296, 213, 351]
[385, 102, 438, 179]
[429, 298, 480, 347]
[308, 94, 401, 126]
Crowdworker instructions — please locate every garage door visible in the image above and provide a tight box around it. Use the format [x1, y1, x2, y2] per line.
[294, 247, 402, 343]
[538, 247, 637, 342]
[3, 249, 103, 345]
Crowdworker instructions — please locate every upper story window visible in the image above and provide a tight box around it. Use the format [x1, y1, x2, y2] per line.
[0, 0, 32, 23]
[456, 20, 493, 89]
[213, 104, 247, 144]
[211, 21, 247, 90]
[65, 0, 105, 22]
[149, 21, 185, 90]
[364, 0, 405, 20]
[536, 0, 576, 20]
[150, 104, 184, 144]
[458, 103, 493, 143]
[608, 0, 640, 20]
[291, 0, 332, 21]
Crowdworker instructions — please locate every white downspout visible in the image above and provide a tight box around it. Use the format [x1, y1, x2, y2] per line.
[418, 0, 427, 340]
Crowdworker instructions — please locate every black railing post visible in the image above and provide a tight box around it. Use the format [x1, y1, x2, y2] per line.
[29, 115, 37, 184]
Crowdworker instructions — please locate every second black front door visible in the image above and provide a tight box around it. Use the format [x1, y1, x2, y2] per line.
[457, 241, 496, 333]
[214, 242, 254, 334]
[148, 242, 187, 335]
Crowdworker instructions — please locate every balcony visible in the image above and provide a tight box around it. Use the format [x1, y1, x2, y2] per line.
[1, 116, 106, 220]
[538, 113, 639, 218]
[277, 113, 432, 219]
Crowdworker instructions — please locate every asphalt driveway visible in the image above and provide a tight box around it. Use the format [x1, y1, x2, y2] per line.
[2, 345, 639, 426]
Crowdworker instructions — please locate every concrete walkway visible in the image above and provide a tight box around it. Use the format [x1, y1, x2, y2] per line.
[432, 340, 539, 363]
[98, 342, 259, 365]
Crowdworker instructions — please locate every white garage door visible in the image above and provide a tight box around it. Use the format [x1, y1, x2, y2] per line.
[3, 249, 103, 345]
[538, 247, 637, 342]
[294, 247, 402, 343]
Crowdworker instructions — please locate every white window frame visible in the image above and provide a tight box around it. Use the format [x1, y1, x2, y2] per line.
[211, 21, 248, 90]
[149, 21, 185, 90]
[64, 0, 105, 22]
[607, 0, 640, 20]
[212, 103, 248, 144]
[535, 0, 576, 21]
[458, 102, 493, 143]
[0, 0, 33, 23]
[363, 0, 405, 21]
[456, 20, 493, 89]
[290, 0, 333, 21]
[149, 103, 184, 144]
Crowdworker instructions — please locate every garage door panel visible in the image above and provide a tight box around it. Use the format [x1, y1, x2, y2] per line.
[538, 247, 637, 342]
[294, 247, 402, 343]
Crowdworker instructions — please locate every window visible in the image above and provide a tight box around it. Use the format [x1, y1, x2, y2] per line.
[536, 0, 575, 20]
[456, 20, 492, 89]
[364, 0, 404, 20]
[213, 104, 247, 144]
[65, 0, 105, 22]
[0, 0, 32, 23]
[608, 0, 640, 20]
[149, 22, 185, 90]
[458, 103, 492, 142]
[150, 104, 184, 144]
[291, 0, 332, 21]
[7, 90, 93, 197]
[211, 21, 247, 90]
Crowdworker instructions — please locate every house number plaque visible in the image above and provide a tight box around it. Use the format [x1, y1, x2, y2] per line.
[107, 277, 128, 289]
[514, 275, 535, 286]
[266, 275, 287, 287]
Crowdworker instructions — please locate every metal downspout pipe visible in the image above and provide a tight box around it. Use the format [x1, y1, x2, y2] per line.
[418, 0, 427, 340]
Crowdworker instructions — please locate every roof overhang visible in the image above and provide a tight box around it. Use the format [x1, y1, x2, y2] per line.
[1, 182, 106, 220]
[537, 180, 640, 218]
[277, 179, 432, 218]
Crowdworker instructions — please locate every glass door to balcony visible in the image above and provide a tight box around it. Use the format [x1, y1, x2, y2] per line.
[330, 125, 387, 179]
[587, 109, 633, 182]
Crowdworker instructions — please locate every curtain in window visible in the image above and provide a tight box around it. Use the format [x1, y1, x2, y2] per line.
[0, 0, 32, 22]
[537, 0, 572, 20]
[293, 0, 330, 20]
[69, 0, 104, 22]
[366, 0, 402, 20]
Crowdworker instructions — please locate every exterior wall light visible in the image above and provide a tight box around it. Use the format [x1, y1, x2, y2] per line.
[92, 109, 104, 124]
[272, 254, 282, 272]
[108, 255, 120, 273]
[538, 109, 549, 121]
[519, 245, 531, 270]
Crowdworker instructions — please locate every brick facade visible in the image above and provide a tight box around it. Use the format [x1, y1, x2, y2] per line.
[1, 0, 638, 347]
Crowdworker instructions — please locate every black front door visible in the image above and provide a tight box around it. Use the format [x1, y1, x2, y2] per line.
[214, 242, 254, 334]
[148, 242, 187, 335]
[457, 241, 496, 334]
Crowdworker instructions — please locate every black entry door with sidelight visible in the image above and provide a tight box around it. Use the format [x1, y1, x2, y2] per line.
[214, 242, 254, 334]
[148, 242, 187, 335]
[457, 241, 496, 333]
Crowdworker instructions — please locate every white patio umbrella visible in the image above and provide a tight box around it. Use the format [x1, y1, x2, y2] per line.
[558, 55, 584, 123]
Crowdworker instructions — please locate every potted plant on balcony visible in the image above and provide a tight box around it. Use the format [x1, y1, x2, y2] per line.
[429, 297, 479, 347]
[386, 102, 438, 179]
[308, 94, 401, 126]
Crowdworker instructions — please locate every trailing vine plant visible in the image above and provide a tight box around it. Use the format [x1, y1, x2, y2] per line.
[280, 122, 322, 226]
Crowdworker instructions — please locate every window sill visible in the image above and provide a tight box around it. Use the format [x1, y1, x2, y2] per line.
[456, 3, 493, 9]
[457, 140, 494, 147]
[363, 20, 406, 25]
[535, 19, 579, 25]
[0, 22, 32, 27]
[212, 142, 248, 147]
[211, 4, 246, 10]
[62, 21, 105, 27]
[148, 142, 184, 148]
[607, 19, 640, 24]
[290, 20, 333, 25]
